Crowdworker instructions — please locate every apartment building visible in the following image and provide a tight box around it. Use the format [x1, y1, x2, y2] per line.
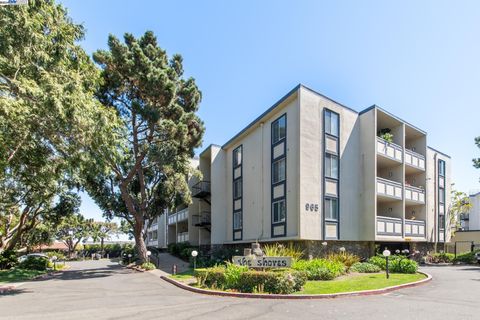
[460, 191, 480, 230]
[146, 84, 452, 253]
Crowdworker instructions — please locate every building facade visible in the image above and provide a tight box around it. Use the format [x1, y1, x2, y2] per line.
[146, 84, 452, 254]
[460, 191, 480, 231]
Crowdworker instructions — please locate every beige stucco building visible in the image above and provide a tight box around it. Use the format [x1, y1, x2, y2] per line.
[146, 84, 452, 254]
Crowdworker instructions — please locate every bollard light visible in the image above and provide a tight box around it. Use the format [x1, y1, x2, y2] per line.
[191, 250, 198, 270]
[383, 249, 391, 279]
[146, 250, 152, 264]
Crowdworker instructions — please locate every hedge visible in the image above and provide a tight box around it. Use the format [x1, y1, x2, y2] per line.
[292, 259, 345, 280]
[350, 262, 381, 273]
[368, 255, 418, 274]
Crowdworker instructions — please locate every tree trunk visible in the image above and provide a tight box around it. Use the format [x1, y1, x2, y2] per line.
[100, 238, 105, 257]
[133, 216, 147, 264]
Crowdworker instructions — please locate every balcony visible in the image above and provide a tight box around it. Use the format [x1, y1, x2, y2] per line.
[167, 208, 189, 225]
[405, 219, 426, 238]
[177, 232, 189, 243]
[377, 137, 403, 162]
[405, 149, 425, 171]
[193, 211, 211, 227]
[192, 181, 211, 199]
[405, 185, 425, 204]
[377, 216, 403, 237]
[377, 177, 403, 200]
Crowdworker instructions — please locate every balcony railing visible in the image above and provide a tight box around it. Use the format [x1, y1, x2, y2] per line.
[192, 181, 211, 198]
[405, 149, 425, 170]
[167, 208, 189, 225]
[405, 185, 425, 203]
[377, 177, 403, 199]
[405, 219, 426, 237]
[193, 211, 211, 227]
[377, 216, 403, 236]
[377, 137, 403, 162]
[177, 232, 189, 243]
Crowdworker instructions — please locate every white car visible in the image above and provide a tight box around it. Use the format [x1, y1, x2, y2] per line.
[18, 253, 49, 263]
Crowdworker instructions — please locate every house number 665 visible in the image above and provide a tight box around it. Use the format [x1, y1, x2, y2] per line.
[305, 203, 319, 212]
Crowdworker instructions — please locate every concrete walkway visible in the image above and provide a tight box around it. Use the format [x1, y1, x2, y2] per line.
[153, 252, 190, 275]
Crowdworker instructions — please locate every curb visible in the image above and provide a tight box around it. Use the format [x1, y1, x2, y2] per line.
[160, 272, 432, 300]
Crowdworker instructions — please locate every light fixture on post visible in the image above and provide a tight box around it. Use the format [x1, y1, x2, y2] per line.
[383, 249, 391, 279]
[146, 250, 152, 264]
[191, 250, 198, 270]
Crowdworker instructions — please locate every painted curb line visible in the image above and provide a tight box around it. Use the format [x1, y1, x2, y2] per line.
[161, 272, 432, 300]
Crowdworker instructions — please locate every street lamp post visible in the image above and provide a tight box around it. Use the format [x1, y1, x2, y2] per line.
[128, 254, 132, 264]
[52, 256, 58, 271]
[191, 250, 198, 270]
[383, 249, 391, 279]
[146, 251, 152, 264]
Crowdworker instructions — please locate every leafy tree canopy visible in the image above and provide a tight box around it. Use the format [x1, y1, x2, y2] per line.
[83, 31, 204, 262]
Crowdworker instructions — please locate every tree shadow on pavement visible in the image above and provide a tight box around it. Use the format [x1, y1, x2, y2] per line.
[35, 262, 133, 282]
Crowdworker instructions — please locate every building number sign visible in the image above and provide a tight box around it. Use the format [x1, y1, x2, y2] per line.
[305, 203, 319, 212]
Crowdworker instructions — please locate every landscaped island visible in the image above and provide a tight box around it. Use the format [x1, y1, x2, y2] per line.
[169, 244, 426, 296]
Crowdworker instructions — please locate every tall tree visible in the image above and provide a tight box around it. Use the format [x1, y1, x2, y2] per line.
[0, 0, 117, 252]
[55, 213, 92, 258]
[450, 188, 472, 234]
[474, 136, 480, 174]
[84, 31, 204, 263]
[90, 221, 119, 256]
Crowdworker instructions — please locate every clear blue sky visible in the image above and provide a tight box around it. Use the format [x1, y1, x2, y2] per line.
[59, 0, 480, 221]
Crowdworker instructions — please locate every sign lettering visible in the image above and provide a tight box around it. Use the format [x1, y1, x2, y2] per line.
[232, 256, 292, 268]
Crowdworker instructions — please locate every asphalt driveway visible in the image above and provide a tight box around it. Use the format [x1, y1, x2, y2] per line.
[0, 260, 478, 320]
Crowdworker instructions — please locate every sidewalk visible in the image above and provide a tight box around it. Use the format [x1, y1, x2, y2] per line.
[151, 252, 190, 276]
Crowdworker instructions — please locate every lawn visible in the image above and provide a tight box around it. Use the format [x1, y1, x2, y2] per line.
[169, 269, 195, 282]
[296, 273, 426, 294]
[0, 269, 46, 284]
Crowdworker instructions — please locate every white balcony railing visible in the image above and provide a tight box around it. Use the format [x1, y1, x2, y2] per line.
[377, 177, 403, 199]
[405, 185, 425, 203]
[177, 232, 189, 243]
[405, 149, 425, 170]
[377, 216, 403, 236]
[405, 219, 426, 237]
[377, 137, 403, 162]
[167, 208, 189, 225]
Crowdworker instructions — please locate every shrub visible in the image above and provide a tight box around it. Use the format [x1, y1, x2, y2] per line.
[18, 256, 49, 271]
[326, 252, 360, 271]
[194, 266, 226, 289]
[236, 270, 306, 294]
[369, 255, 418, 274]
[292, 259, 345, 280]
[350, 262, 381, 273]
[427, 252, 454, 264]
[0, 250, 18, 270]
[141, 262, 156, 271]
[454, 251, 479, 264]
[194, 266, 306, 294]
[224, 262, 248, 289]
[263, 243, 304, 261]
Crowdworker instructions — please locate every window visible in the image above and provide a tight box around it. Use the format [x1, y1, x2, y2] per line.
[233, 211, 242, 229]
[233, 146, 242, 167]
[272, 158, 286, 183]
[325, 110, 339, 137]
[152, 230, 157, 241]
[325, 198, 338, 220]
[272, 200, 286, 223]
[439, 160, 445, 177]
[233, 179, 242, 199]
[439, 188, 445, 204]
[272, 115, 286, 144]
[325, 153, 338, 179]
[439, 215, 445, 229]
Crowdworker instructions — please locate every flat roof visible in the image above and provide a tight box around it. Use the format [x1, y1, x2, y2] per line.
[427, 146, 451, 159]
[213, 84, 446, 156]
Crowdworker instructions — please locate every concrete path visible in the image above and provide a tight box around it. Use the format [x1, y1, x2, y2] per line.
[154, 252, 190, 274]
[0, 260, 478, 320]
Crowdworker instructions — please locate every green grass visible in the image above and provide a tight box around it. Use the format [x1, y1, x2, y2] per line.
[0, 269, 47, 284]
[296, 273, 426, 294]
[170, 269, 195, 282]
